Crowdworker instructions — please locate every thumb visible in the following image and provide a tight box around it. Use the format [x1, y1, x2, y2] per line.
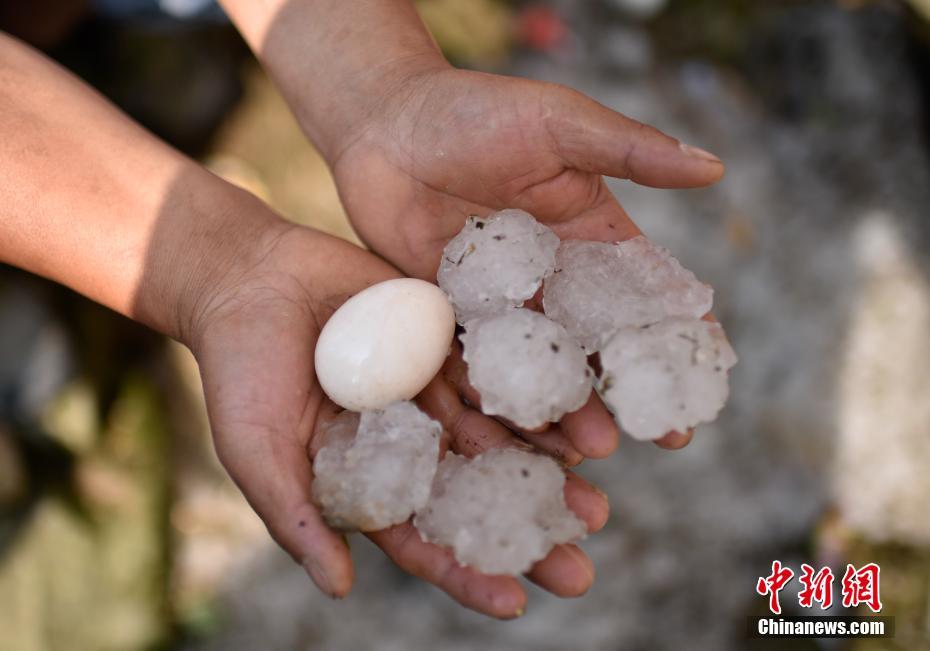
[197, 322, 355, 599]
[545, 86, 725, 188]
[213, 416, 355, 598]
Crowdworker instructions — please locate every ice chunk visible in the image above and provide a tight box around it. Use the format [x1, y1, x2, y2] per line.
[414, 448, 586, 575]
[437, 210, 560, 323]
[461, 309, 592, 429]
[312, 402, 441, 531]
[598, 318, 737, 441]
[543, 237, 714, 352]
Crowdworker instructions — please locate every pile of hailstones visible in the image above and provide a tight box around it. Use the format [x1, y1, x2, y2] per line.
[312, 209, 737, 575]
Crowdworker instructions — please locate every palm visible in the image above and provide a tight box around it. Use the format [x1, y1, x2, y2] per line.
[330, 66, 722, 461]
[332, 68, 702, 280]
[191, 226, 607, 617]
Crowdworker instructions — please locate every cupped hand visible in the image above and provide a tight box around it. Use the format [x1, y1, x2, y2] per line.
[187, 215, 609, 618]
[330, 67, 723, 453]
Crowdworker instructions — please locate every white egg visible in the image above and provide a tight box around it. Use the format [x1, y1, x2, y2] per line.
[315, 278, 456, 411]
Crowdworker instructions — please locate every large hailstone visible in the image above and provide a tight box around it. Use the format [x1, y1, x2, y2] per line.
[437, 210, 560, 324]
[598, 318, 738, 441]
[543, 237, 714, 352]
[414, 448, 586, 575]
[460, 309, 592, 429]
[312, 402, 442, 531]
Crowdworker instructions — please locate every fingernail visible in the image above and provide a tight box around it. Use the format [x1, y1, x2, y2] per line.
[514, 607, 525, 617]
[679, 142, 722, 163]
[302, 557, 336, 598]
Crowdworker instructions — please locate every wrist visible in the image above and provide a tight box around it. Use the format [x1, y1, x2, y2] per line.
[134, 167, 294, 348]
[220, 0, 451, 164]
[301, 52, 452, 165]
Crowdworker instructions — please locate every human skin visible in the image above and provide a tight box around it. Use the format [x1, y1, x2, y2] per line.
[0, 32, 614, 617]
[221, 0, 724, 457]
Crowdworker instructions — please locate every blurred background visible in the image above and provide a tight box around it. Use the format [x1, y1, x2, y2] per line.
[1, 0, 929, 649]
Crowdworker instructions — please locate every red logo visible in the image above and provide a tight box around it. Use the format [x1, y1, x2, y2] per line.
[756, 560, 795, 615]
[756, 561, 883, 614]
[841, 563, 882, 613]
[798, 564, 834, 609]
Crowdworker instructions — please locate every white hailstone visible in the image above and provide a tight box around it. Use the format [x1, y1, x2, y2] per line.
[312, 402, 442, 531]
[460, 309, 592, 429]
[543, 237, 714, 352]
[414, 448, 586, 575]
[598, 318, 738, 441]
[437, 210, 560, 324]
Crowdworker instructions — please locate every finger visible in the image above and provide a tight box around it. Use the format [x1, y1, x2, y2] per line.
[368, 522, 527, 619]
[526, 544, 595, 597]
[545, 180, 642, 244]
[438, 346, 584, 464]
[559, 391, 621, 459]
[417, 366, 519, 457]
[655, 428, 694, 450]
[565, 470, 610, 533]
[518, 426, 584, 467]
[214, 418, 354, 598]
[545, 85, 725, 188]
[525, 473, 604, 599]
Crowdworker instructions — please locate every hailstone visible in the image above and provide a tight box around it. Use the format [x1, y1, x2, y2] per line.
[312, 402, 442, 531]
[543, 237, 714, 352]
[460, 309, 591, 429]
[598, 318, 738, 441]
[414, 448, 586, 575]
[437, 210, 560, 323]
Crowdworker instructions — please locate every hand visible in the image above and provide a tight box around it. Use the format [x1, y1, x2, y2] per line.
[217, 2, 718, 455]
[0, 28, 608, 620]
[187, 212, 609, 618]
[330, 67, 725, 453]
